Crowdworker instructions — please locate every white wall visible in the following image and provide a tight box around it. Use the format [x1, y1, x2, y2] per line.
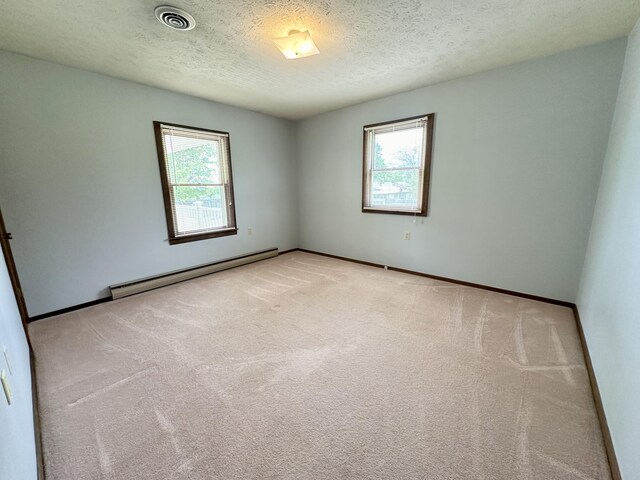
[0, 251, 37, 479]
[577, 19, 640, 480]
[0, 51, 298, 317]
[296, 39, 626, 302]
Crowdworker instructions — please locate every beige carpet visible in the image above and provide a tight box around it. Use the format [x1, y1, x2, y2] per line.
[30, 251, 610, 479]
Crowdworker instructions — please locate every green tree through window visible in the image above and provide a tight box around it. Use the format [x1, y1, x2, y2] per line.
[168, 143, 223, 204]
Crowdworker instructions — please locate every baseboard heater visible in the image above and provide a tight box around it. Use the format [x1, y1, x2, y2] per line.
[109, 247, 279, 300]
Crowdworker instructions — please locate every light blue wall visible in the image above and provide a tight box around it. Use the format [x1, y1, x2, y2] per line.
[0, 52, 298, 316]
[577, 19, 640, 480]
[0, 251, 37, 479]
[0, 31, 637, 480]
[0, 41, 627, 314]
[296, 39, 626, 302]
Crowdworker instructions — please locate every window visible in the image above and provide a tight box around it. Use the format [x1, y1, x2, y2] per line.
[153, 122, 237, 244]
[362, 114, 434, 216]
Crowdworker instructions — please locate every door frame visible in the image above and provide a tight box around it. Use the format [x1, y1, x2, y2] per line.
[0, 206, 30, 345]
[0, 206, 45, 478]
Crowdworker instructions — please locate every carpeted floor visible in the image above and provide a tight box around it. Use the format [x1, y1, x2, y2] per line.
[29, 251, 610, 479]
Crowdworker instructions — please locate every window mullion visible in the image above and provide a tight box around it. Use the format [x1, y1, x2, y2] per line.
[169, 183, 224, 187]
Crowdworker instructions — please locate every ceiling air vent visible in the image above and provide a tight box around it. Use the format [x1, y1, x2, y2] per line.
[154, 6, 196, 31]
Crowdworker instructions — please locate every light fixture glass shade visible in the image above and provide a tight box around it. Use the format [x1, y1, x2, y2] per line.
[272, 30, 320, 59]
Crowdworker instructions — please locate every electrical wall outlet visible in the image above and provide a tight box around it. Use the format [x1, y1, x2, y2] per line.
[403, 232, 411, 240]
[247, 227, 253, 235]
[1, 370, 12, 405]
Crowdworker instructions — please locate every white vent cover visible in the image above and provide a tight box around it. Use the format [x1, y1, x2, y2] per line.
[154, 6, 196, 31]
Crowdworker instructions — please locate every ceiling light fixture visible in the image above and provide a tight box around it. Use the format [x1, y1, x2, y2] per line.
[272, 30, 320, 59]
[155, 5, 196, 31]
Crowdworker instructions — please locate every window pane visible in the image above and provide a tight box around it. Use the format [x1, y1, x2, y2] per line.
[370, 169, 420, 209]
[373, 128, 424, 170]
[164, 134, 222, 185]
[172, 186, 228, 234]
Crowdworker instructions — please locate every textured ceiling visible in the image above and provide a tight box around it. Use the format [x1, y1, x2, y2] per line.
[0, 0, 638, 119]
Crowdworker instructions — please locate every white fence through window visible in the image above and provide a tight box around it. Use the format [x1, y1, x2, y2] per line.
[175, 203, 225, 233]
